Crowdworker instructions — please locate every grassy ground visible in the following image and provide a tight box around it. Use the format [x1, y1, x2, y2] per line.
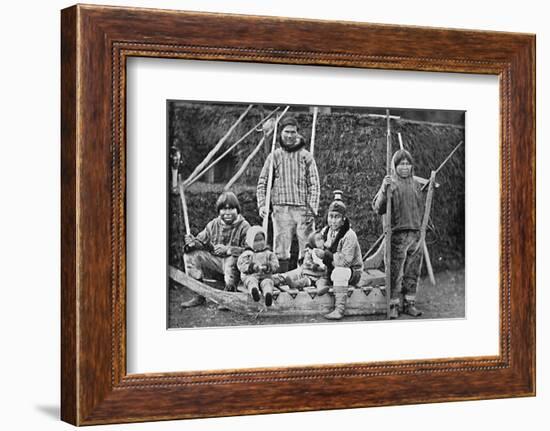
[168, 268, 465, 329]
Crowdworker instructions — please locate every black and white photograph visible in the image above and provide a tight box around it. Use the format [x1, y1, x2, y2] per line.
[167, 101, 465, 329]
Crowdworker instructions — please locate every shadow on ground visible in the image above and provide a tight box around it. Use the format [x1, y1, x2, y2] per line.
[35, 405, 59, 420]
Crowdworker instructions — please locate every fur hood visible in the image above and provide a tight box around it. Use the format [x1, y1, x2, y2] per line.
[244, 225, 268, 250]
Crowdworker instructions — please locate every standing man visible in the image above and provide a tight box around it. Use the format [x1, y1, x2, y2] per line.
[257, 116, 321, 273]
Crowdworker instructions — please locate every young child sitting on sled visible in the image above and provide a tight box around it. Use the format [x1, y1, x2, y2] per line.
[372, 149, 425, 319]
[273, 231, 332, 295]
[237, 226, 279, 307]
[304, 231, 327, 272]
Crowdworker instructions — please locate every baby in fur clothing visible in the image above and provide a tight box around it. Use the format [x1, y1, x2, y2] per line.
[303, 232, 327, 273]
[273, 231, 332, 295]
[237, 226, 279, 307]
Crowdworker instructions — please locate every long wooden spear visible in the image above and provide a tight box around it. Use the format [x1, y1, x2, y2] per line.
[183, 104, 253, 186]
[185, 107, 279, 187]
[384, 109, 393, 319]
[262, 106, 290, 234]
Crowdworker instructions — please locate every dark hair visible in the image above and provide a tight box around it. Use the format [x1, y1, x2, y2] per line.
[279, 115, 298, 130]
[393, 149, 414, 167]
[327, 190, 347, 217]
[216, 191, 241, 213]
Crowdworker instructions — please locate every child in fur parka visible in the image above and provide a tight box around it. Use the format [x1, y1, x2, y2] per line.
[237, 226, 279, 307]
[372, 149, 425, 319]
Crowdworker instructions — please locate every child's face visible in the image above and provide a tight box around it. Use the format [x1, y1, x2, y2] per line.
[327, 211, 344, 230]
[253, 233, 266, 251]
[219, 207, 238, 225]
[396, 159, 412, 178]
[314, 234, 325, 249]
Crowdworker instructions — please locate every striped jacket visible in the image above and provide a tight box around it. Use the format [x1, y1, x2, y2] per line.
[257, 148, 320, 214]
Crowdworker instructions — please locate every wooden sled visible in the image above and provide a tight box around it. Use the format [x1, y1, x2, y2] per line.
[169, 266, 387, 317]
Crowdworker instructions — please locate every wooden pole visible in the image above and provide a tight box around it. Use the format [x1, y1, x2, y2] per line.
[310, 107, 319, 155]
[421, 141, 463, 191]
[433, 140, 463, 176]
[416, 141, 463, 281]
[384, 109, 393, 318]
[417, 171, 437, 285]
[170, 168, 179, 193]
[421, 237, 436, 285]
[363, 239, 385, 270]
[363, 232, 384, 261]
[183, 104, 253, 186]
[422, 240, 436, 286]
[262, 106, 290, 234]
[185, 107, 279, 187]
[224, 135, 266, 190]
[366, 114, 401, 120]
[178, 180, 191, 235]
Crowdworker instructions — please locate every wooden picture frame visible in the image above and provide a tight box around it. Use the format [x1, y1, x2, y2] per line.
[61, 4, 535, 425]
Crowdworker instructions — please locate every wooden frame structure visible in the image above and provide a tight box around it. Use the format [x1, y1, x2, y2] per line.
[61, 4, 535, 425]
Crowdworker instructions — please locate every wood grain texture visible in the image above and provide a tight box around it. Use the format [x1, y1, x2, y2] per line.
[60, 4, 535, 425]
[60, 5, 78, 425]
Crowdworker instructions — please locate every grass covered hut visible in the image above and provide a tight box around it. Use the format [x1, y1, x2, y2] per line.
[169, 103, 465, 273]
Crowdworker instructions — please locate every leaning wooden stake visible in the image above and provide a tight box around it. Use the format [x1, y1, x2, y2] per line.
[178, 181, 191, 235]
[186, 107, 279, 187]
[363, 233, 384, 261]
[184, 104, 253, 186]
[421, 141, 463, 191]
[384, 109, 393, 319]
[224, 135, 266, 190]
[262, 106, 290, 234]
[177, 178, 191, 271]
[416, 171, 437, 285]
[398, 132, 404, 150]
[422, 241, 435, 286]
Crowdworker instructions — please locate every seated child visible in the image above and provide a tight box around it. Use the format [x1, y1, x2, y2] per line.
[303, 231, 327, 272]
[237, 226, 279, 307]
[273, 231, 331, 295]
